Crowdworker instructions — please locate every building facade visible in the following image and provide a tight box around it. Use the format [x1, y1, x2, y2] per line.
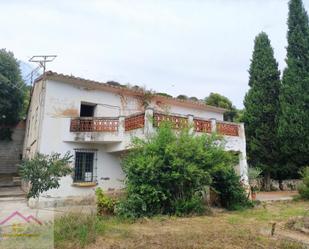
[23, 71, 248, 206]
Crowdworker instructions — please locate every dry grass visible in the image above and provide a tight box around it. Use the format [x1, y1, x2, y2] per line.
[55, 201, 309, 249]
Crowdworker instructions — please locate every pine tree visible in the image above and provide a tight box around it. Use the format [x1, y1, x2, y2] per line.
[278, 0, 309, 176]
[243, 32, 281, 190]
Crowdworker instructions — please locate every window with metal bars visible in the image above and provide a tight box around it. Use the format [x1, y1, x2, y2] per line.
[74, 149, 97, 182]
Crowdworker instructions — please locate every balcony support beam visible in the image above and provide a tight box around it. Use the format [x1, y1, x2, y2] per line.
[118, 116, 125, 137]
[187, 114, 194, 134]
[144, 107, 154, 136]
[210, 118, 217, 133]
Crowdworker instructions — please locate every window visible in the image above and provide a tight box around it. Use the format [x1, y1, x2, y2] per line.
[74, 149, 97, 182]
[80, 103, 96, 117]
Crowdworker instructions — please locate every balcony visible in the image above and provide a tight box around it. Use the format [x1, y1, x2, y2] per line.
[66, 108, 244, 151]
[70, 117, 119, 132]
[69, 110, 241, 136]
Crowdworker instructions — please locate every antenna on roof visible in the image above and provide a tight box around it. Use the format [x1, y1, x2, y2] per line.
[29, 55, 57, 74]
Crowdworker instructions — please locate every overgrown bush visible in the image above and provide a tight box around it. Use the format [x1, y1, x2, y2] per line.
[95, 187, 117, 215]
[298, 167, 309, 199]
[19, 152, 72, 199]
[172, 194, 206, 216]
[211, 166, 253, 210]
[117, 122, 248, 218]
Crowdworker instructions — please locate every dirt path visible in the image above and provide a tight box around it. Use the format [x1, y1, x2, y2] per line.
[256, 191, 298, 201]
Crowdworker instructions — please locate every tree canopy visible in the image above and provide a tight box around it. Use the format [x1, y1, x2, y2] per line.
[243, 32, 281, 187]
[0, 49, 26, 127]
[204, 92, 238, 121]
[278, 0, 309, 176]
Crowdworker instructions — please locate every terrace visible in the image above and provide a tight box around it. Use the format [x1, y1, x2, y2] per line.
[65, 108, 244, 152]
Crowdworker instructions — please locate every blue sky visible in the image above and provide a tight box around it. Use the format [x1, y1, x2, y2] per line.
[1, 0, 309, 108]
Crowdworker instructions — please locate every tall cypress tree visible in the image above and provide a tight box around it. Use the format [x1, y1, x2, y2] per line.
[278, 0, 309, 176]
[243, 32, 281, 189]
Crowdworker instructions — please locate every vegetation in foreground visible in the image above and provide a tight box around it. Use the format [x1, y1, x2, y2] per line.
[54, 200, 309, 249]
[117, 122, 251, 218]
[19, 152, 73, 199]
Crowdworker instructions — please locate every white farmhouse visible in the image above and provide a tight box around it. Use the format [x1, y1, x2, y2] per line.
[23, 71, 248, 207]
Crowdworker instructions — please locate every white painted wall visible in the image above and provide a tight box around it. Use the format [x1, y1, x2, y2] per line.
[24, 78, 247, 202]
[23, 80, 46, 158]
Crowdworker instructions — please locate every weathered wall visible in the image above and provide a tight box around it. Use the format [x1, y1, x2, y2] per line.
[23, 80, 46, 159]
[25, 78, 246, 204]
[0, 121, 25, 174]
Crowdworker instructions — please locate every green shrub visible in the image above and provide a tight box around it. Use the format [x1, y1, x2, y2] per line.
[172, 195, 206, 216]
[95, 187, 117, 215]
[298, 167, 309, 199]
[211, 166, 253, 210]
[19, 152, 72, 199]
[117, 122, 243, 218]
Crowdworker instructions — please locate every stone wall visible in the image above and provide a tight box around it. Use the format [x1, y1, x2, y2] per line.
[0, 121, 25, 174]
[252, 178, 302, 191]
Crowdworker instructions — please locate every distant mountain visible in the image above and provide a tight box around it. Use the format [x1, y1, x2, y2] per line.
[19, 61, 41, 85]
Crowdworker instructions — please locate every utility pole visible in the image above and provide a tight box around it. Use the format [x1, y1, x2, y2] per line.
[29, 55, 57, 74]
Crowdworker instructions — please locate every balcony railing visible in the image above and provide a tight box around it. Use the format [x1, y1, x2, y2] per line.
[193, 119, 212, 133]
[70, 110, 241, 137]
[125, 113, 145, 131]
[70, 117, 119, 132]
[216, 122, 239, 136]
[154, 113, 188, 129]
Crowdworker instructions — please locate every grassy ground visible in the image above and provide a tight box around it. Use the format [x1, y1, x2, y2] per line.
[54, 201, 309, 249]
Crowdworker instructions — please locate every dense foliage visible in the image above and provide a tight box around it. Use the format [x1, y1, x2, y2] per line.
[204, 92, 238, 122]
[0, 49, 27, 140]
[19, 152, 72, 199]
[212, 166, 253, 210]
[278, 0, 309, 176]
[243, 32, 281, 189]
[117, 122, 250, 218]
[0, 50, 25, 122]
[298, 167, 309, 199]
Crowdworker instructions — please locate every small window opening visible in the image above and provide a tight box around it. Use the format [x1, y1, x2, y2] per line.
[80, 103, 95, 117]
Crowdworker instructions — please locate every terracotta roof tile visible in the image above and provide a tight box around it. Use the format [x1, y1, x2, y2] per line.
[35, 71, 227, 113]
